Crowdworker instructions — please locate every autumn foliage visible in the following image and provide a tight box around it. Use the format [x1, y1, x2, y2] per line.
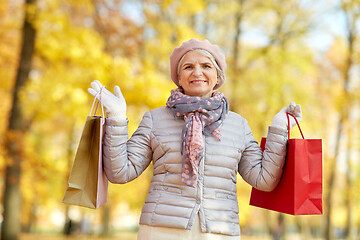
[0, 0, 360, 240]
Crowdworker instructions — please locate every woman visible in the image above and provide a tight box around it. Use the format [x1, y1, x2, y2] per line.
[88, 38, 301, 240]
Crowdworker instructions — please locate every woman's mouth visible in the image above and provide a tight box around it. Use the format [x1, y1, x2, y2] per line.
[190, 80, 207, 84]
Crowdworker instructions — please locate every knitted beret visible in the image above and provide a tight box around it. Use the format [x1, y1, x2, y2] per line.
[170, 38, 227, 90]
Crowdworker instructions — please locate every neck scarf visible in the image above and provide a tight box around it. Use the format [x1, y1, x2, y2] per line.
[166, 89, 229, 187]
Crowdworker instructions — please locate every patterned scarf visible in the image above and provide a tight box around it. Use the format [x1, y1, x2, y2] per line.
[166, 89, 229, 187]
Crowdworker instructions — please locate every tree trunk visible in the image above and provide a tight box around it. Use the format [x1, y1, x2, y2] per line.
[232, 0, 243, 72]
[228, 0, 244, 112]
[26, 203, 37, 233]
[324, 60, 352, 240]
[295, 217, 311, 240]
[1, 1, 37, 240]
[324, 121, 342, 240]
[344, 124, 353, 240]
[63, 125, 75, 235]
[272, 213, 285, 240]
[325, 2, 356, 238]
[342, 5, 358, 240]
[101, 204, 110, 237]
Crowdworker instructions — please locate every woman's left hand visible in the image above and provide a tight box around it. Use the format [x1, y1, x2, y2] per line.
[271, 102, 302, 130]
[88, 80, 127, 120]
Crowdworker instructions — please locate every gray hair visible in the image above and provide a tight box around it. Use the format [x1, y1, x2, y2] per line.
[177, 49, 225, 84]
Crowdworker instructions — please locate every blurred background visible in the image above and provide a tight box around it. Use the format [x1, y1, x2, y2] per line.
[0, 0, 359, 239]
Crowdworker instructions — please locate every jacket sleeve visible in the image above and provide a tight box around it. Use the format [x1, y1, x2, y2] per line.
[238, 120, 288, 192]
[102, 111, 153, 184]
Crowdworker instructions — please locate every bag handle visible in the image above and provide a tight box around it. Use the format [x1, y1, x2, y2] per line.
[286, 112, 304, 139]
[89, 86, 105, 118]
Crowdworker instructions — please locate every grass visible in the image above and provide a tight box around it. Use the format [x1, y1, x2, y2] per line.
[19, 233, 328, 240]
[20, 233, 136, 240]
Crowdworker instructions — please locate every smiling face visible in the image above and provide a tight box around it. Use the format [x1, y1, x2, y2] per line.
[178, 50, 218, 98]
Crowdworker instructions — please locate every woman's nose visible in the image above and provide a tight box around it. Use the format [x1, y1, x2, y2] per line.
[193, 65, 203, 76]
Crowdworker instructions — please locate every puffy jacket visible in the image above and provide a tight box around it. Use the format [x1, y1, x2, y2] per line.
[103, 106, 288, 236]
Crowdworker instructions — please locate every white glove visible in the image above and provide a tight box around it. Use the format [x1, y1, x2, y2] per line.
[87, 80, 127, 121]
[271, 102, 302, 130]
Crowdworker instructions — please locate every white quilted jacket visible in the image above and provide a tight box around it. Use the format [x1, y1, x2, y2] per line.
[103, 106, 288, 236]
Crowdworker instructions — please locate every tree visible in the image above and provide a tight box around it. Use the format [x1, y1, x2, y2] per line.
[324, 1, 360, 239]
[1, 0, 37, 239]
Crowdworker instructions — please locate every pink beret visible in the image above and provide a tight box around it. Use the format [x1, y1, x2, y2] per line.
[170, 38, 227, 90]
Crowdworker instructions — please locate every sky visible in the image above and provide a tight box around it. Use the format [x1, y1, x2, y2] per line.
[119, 0, 351, 53]
[304, 0, 348, 51]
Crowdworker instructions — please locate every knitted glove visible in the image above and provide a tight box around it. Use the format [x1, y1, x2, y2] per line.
[87, 80, 127, 121]
[271, 102, 302, 130]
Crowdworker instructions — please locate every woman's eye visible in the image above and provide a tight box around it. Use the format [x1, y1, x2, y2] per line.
[204, 65, 211, 68]
[184, 66, 192, 69]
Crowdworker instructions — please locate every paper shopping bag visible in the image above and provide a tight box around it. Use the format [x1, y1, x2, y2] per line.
[62, 88, 108, 209]
[249, 113, 323, 215]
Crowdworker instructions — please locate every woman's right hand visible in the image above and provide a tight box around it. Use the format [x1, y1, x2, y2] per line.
[88, 80, 127, 120]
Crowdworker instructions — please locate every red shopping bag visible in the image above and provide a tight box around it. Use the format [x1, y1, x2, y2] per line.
[249, 113, 322, 215]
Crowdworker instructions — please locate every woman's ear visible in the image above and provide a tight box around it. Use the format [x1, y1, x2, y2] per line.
[212, 77, 219, 89]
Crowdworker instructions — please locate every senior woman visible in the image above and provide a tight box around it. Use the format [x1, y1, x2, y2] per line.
[88, 38, 301, 240]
